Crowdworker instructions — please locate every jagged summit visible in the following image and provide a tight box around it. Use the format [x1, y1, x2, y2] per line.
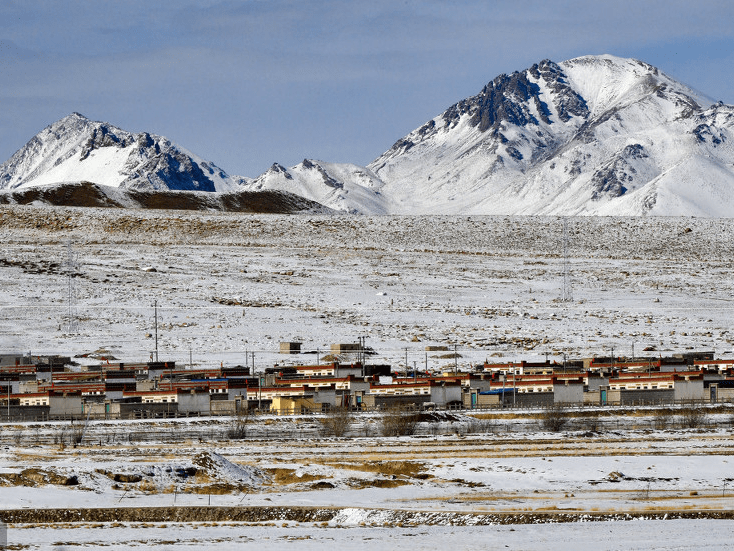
[0, 113, 241, 193]
[366, 54, 731, 215]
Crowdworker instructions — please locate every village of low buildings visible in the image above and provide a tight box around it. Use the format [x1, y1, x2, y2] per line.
[0, 342, 732, 421]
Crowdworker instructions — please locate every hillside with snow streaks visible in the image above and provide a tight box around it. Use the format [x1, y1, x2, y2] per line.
[367, 55, 734, 215]
[244, 160, 387, 214]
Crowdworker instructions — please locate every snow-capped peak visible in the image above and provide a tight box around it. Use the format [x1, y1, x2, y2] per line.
[0, 113, 241, 193]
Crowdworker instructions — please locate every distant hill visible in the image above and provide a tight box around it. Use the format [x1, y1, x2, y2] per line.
[0, 181, 332, 214]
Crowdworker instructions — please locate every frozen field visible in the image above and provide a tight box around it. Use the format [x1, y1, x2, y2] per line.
[1, 207, 734, 369]
[2, 206, 734, 548]
[1, 414, 734, 549]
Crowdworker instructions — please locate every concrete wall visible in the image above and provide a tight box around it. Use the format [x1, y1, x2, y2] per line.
[470, 392, 501, 408]
[586, 376, 609, 392]
[178, 392, 210, 415]
[117, 402, 178, 419]
[1, 405, 49, 421]
[430, 385, 462, 406]
[362, 394, 429, 410]
[313, 388, 336, 407]
[49, 395, 83, 418]
[619, 389, 674, 405]
[513, 392, 553, 408]
[674, 380, 705, 402]
[554, 383, 584, 404]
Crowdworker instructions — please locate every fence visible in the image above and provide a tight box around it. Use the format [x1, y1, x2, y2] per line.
[0, 403, 731, 446]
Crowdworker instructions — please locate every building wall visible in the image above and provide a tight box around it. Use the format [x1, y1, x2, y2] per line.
[362, 393, 429, 410]
[430, 385, 462, 406]
[553, 383, 584, 404]
[3, 405, 49, 421]
[178, 392, 210, 415]
[619, 389, 674, 405]
[674, 380, 705, 402]
[49, 395, 83, 418]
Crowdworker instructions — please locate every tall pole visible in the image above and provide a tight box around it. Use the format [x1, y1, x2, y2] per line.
[562, 217, 572, 302]
[611, 346, 614, 373]
[454, 344, 458, 375]
[154, 300, 159, 363]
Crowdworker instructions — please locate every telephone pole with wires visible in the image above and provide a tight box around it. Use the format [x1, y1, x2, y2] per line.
[561, 217, 573, 303]
[63, 240, 79, 333]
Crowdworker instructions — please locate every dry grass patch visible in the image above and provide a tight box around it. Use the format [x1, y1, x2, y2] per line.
[188, 483, 243, 495]
[265, 468, 326, 485]
[321, 460, 426, 478]
[346, 478, 412, 489]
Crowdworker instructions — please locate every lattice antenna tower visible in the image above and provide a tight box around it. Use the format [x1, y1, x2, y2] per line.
[63, 240, 79, 333]
[561, 217, 573, 302]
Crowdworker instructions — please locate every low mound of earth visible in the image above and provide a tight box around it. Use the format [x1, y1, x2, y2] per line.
[0, 181, 331, 213]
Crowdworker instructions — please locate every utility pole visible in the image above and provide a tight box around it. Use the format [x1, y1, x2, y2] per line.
[153, 300, 159, 363]
[561, 217, 573, 302]
[454, 344, 458, 375]
[611, 346, 614, 372]
[63, 239, 79, 333]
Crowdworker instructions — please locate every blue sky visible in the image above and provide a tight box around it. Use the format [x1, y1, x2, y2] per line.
[1, 0, 733, 177]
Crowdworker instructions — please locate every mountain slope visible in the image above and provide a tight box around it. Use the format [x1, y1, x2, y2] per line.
[242, 159, 388, 214]
[0, 113, 243, 193]
[367, 55, 734, 215]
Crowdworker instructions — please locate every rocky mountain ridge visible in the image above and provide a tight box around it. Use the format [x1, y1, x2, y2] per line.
[4, 55, 734, 215]
[0, 113, 243, 194]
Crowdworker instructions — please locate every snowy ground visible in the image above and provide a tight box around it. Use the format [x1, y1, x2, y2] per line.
[1, 207, 734, 369]
[2, 206, 734, 548]
[1, 414, 734, 549]
[7, 519, 734, 550]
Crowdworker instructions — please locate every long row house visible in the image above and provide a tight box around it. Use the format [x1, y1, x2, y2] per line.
[0, 348, 733, 420]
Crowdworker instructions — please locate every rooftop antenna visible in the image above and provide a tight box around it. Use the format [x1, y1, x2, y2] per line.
[63, 240, 79, 333]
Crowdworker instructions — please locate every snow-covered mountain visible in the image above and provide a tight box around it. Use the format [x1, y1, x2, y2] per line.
[243, 159, 387, 214]
[5, 55, 734, 215]
[0, 113, 243, 193]
[367, 55, 734, 216]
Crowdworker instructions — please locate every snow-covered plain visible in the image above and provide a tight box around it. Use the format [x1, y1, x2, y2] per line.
[2, 206, 734, 548]
[1, 207, 734, 367]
